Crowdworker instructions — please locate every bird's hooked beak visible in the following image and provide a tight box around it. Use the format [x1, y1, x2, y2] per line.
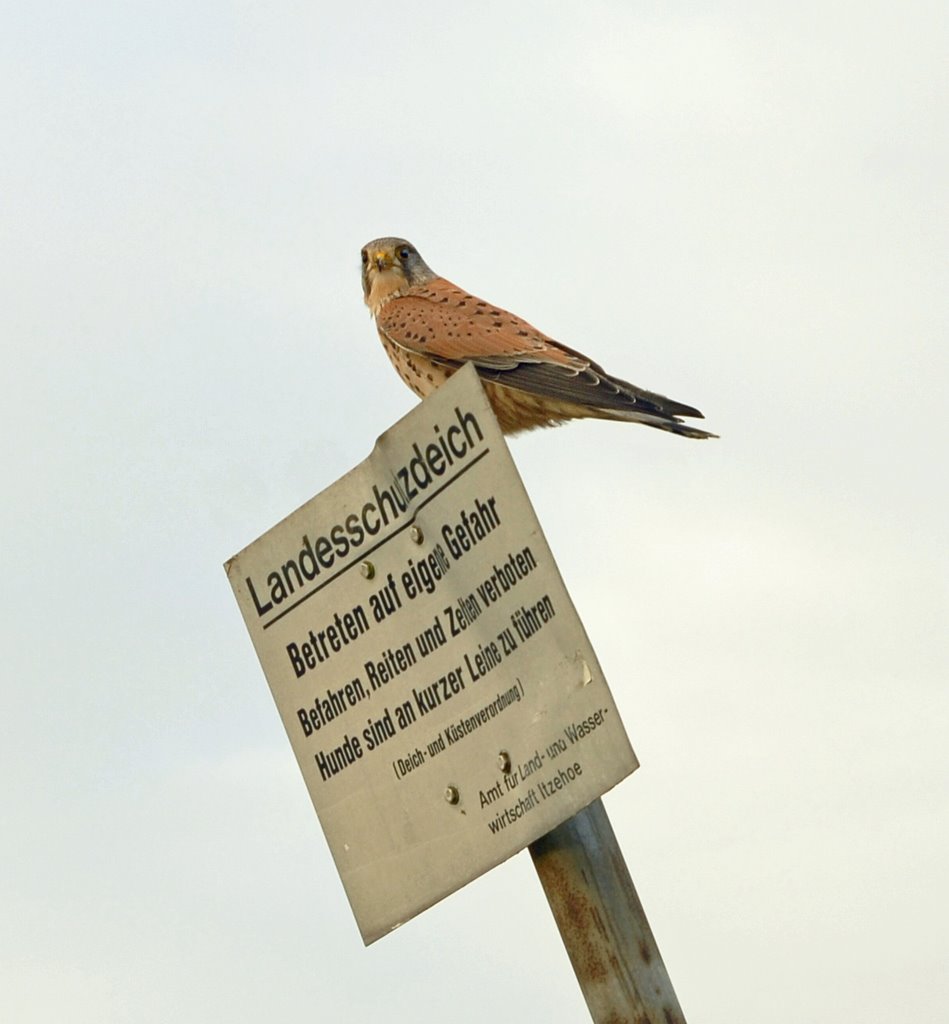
[373, 250, 391, 272]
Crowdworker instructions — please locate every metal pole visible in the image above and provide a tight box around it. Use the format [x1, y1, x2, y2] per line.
[529, 798, 686, 1024]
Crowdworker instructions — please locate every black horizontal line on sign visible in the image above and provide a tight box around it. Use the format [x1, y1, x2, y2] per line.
[261, 446, 492, 630]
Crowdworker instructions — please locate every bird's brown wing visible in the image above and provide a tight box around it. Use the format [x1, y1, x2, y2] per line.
[375, 277, 707, 423]
[375, 277, 579, 369]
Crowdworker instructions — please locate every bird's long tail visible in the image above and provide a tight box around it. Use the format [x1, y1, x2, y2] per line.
[474, 359, 718, 439]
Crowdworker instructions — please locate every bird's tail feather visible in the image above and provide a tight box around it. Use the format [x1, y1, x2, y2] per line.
[606, 407, 718, 439]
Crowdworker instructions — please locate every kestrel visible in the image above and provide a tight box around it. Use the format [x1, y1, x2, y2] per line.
[361, 237, 716, 439]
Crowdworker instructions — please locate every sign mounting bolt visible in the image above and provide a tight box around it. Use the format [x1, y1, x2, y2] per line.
[360, 561, 375, 579]
[410, 525, 424, 544]
[444, 785, 459, 805]
[498, 750, 512, 774]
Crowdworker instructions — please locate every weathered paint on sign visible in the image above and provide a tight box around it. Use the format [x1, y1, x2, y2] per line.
[226, 365, 637, 943]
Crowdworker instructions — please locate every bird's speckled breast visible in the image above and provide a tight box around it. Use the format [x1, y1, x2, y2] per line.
[376, 331, 454, 398]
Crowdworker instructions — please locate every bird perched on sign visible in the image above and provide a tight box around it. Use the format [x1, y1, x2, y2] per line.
[360, 237, 716, 439]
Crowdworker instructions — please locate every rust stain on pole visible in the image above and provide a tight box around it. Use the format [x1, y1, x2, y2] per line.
[529, 798, 686, 1024]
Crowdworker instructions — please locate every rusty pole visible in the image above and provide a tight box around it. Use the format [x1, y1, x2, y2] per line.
[529, 798, 686, 1024]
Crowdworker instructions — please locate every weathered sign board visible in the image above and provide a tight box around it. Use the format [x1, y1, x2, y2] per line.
[225, 364, 637, 943]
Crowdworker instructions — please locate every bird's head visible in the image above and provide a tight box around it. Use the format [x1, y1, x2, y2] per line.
[361, 237, 436, 313]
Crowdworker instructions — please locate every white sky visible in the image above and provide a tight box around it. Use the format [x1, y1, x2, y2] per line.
[2, 2, 946, 1021]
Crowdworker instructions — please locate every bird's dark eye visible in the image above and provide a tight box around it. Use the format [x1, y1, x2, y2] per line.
[399, 247, 411, 260]
[361, 250, 368, 264]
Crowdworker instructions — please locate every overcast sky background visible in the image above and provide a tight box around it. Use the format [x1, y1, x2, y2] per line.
[3, 2, 946, 1021]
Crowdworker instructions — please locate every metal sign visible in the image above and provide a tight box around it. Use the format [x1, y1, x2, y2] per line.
[225, 365, 637, 944]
